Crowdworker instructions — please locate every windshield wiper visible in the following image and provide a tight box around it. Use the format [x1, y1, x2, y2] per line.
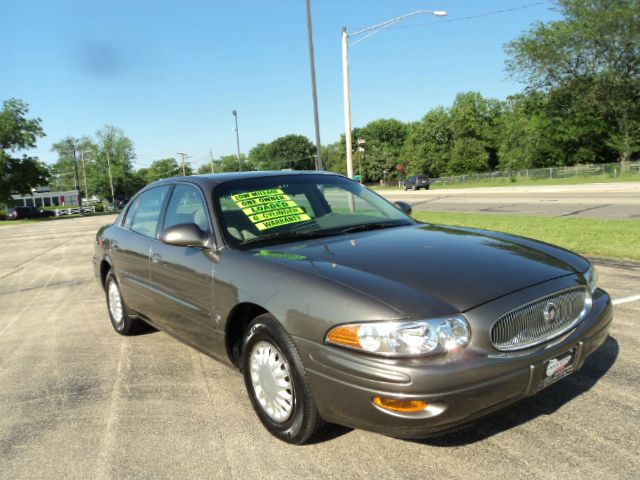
[239, 230, 336, 246]
[239, 222, 411, 247]
[336, 221, 411, 234]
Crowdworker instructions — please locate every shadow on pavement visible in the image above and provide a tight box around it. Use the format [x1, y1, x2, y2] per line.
[415, 335, 619, 447]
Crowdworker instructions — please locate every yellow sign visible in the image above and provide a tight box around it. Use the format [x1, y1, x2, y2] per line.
[255, 214, 312, 231]
[249, 207, 305, 223]
[235, 194, 291, 208]
[242, 200, 298, 215]
[230, 188, 284, 201]
[229, 188, 312, 231]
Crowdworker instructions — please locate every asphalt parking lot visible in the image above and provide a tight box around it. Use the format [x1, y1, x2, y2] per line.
[1, 215, 639, 479]
[379, 182, 640, 220]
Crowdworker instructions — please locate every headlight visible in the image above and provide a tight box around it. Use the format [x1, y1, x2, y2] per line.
[325, 316, 470, 357]
[584, 265, 598, 293]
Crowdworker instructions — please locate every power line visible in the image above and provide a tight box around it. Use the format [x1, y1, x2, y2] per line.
[384, 1, 553, 31]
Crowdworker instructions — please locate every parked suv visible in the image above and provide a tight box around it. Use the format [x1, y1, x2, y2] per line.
[6, 206, 55, 220]
[403, 175, 430, 190]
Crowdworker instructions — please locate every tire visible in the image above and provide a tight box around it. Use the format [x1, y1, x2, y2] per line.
[105, 271, 139, 336]
[403, 186, 408, 191]
[242, 314, 326, 444]
[412, 186, 417, 191]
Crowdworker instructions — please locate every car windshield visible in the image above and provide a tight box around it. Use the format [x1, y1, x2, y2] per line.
[214, 174, 413, 248]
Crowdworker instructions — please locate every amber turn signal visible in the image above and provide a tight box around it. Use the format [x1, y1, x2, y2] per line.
[326, 325, 361, 348]
[373, 396, 428, 413]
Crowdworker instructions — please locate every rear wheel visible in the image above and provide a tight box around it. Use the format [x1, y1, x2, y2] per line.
[242, 314, 326, 444]
[105, 271, 139, 335]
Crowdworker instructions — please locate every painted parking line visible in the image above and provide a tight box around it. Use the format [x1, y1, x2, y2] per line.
[612, 294, 640, 306]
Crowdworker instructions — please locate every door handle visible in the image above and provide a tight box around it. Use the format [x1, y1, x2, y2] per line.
[151, 253, 162, 264]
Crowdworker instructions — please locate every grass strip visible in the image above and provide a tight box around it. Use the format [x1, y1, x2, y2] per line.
[412, 211, 640, 261]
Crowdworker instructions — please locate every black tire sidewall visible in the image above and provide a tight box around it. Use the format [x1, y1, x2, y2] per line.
[242, 316, 312, 443]
[105, 272, 127, 334]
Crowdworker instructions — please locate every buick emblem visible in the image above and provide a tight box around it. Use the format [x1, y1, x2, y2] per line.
[543, 302, 558, 324]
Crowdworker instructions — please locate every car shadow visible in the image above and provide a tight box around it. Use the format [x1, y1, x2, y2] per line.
[130, 320, 158, 336]
[411, 336, 619, 447]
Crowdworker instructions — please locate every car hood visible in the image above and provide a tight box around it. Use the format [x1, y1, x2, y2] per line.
[250, 224, 584, 316]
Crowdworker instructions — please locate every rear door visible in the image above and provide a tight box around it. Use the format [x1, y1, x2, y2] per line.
[147, 184, 216, 350]
[110, 185, 171, 314]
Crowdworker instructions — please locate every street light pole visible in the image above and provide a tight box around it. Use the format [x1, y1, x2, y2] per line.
[305, 0, 323, 171]
[232, 110, 241, 171]
[341, 9, 447, 179]
[341, 27, 354, 179]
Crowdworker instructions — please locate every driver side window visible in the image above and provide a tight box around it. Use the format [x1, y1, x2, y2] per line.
[163, 185, 211, 233]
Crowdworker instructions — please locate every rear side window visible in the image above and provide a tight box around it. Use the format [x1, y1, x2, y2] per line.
[163, 185, 211, 232]
[126, 186, 170, 238]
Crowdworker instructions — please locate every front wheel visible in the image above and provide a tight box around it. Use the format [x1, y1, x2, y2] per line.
[105, 271, 140, 336]
[242, 314, 326, 444]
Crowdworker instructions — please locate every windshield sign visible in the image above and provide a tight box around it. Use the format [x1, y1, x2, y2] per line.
[216, 175, 412, 248]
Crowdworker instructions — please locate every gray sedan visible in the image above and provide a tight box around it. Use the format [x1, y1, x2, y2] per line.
[93, 171, 612, 444]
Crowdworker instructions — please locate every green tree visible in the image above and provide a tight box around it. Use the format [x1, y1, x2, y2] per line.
[248, 135, 315, 171]
[0, 99, 48, 204]
[402, 108, 452, 177]
[87, 126, 136, 200]
[448, 92, 504, 174]
[145, 158, 190, 183]
[352, 119, 408, 182]
[322, 140, 347, 176]
[506, 0, 640, 161]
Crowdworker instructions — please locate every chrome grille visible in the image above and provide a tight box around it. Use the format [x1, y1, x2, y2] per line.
[490, 287, 591, 351]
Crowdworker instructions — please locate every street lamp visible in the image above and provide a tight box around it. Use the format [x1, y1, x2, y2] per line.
[232, 110, 241, 171]
[341, 9, 447, 179]
[305, 0, 323, 170]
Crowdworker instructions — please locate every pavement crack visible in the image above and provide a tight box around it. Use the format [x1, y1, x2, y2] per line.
[95, 340, 126, 480]
[559, 204, 611, 217]
[194, 352, 235, 480]
[0, 243, 65, 280]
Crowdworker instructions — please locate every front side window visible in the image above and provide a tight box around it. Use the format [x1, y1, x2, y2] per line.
[214, 175, 412, 248]
[127, 186, 170, 238]
[163, 184, 210, 232]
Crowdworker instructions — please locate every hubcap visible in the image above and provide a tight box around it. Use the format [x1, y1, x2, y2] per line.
[249, 341, 294, 422]
[108, 280, 124, 326]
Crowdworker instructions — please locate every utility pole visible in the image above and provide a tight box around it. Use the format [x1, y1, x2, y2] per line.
[209, 148, 215, 173]
[305, 0, 323, 170]
[232, 110, 241, 171]
[176, 152, 189, 176]
[106, 150, 115, 203]
[341, 27, 354, 179]
[80, 151, 89, 199]
[70, 143, 84, 216]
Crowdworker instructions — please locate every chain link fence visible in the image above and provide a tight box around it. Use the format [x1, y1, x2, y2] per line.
[430, 162, 640, 187]
[374, 162, 640, 188]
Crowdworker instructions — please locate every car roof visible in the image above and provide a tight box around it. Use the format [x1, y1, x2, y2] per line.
[146, 170, 345, 190]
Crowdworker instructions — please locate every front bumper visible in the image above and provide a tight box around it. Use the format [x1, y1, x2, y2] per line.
[294, 288, 612, 438]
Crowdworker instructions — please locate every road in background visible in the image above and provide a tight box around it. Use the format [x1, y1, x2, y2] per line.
[1, 217, 638, 479]
[379, 182, 640, 220]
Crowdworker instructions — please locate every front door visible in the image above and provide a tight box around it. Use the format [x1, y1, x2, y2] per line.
[146, 184, 216, 351]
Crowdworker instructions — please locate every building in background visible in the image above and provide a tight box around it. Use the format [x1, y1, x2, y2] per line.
[11, 186, 80, 207]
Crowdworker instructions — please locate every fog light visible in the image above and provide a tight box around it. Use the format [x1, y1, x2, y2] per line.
[373, 396, 428, 413]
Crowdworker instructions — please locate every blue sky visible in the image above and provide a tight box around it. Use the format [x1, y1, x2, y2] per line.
[1, 0, 559, 171]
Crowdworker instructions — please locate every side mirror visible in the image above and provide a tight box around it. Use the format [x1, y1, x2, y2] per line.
[394, 201, 412, 216]
[160, 223, 208, 248]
